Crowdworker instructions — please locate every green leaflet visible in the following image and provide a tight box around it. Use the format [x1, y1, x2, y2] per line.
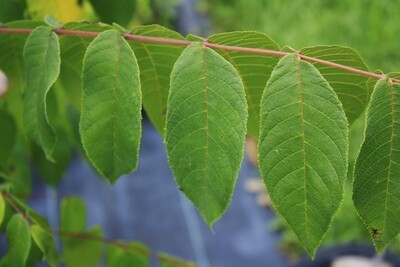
[300, 45, 369, 125]
[44, 15, 62, 29]
[166, 43, 248, 227]
[258, 54, 348, 256]
[80, 29, 142, 183]
[208, 31, 280, 138]
[130, 24, 185, 136]
[0, 214, 31, 267]
[23, 26, 60, 159]
[353, 77, 400, 251]
[0, 110, 16, 169]
[106, 243, 149, 267]
[31, 225, 59, 266]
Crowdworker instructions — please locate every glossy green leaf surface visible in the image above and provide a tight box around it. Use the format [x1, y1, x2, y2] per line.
[300, 45, 369, 125]
[353, 77, 400, 251]
[31, 225, 59, 266]
[166, 43, 248, 226]
[106, 243, 149, 267]
[23, 26, 60, 159]
[130, 24, 185, 135]
[80, 29, 141, 183]
[0, 214, 31, 267]
[208, 31, 280, 138]
[258, 54, 348, 256]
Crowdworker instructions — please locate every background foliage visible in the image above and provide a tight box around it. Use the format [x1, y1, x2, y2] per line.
[202, 0, 400, 72]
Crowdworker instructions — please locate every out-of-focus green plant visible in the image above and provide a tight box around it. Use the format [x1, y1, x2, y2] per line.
[202, 0, 400, 72]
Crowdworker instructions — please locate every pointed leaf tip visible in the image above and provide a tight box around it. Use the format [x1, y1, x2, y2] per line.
[166, 43, 248, 226]
[80, 29, 142, 183]
[258, 53, 348, 256]
[353, 76, 400, 251]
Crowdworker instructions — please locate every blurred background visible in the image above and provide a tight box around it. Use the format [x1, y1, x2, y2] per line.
[1, 0, 400, 266]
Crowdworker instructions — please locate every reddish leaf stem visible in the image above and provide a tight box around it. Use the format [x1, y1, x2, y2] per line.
[1, 191, 32, 224]
[53, 230, 191, 266]
[0, 27, 399, 83]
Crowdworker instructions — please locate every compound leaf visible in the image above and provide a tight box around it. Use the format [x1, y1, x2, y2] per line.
[80, 29, 141, 183]
[258, 54, 348, 256]
[208, 31, 280, 138]
[23, 26, 60, 159]
[353, 77, 400, 251]
[300, 45, 369, 125]
[0, 214, 31, 267]
[166, 43, 248, 227]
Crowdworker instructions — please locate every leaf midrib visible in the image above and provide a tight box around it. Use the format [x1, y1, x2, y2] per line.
[382, 80, 396, 239]
[34, 30, 53, 149]
[111, 35, 121, 178]
[296, 55, 309, 248]
[201, 45, 210, 191]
